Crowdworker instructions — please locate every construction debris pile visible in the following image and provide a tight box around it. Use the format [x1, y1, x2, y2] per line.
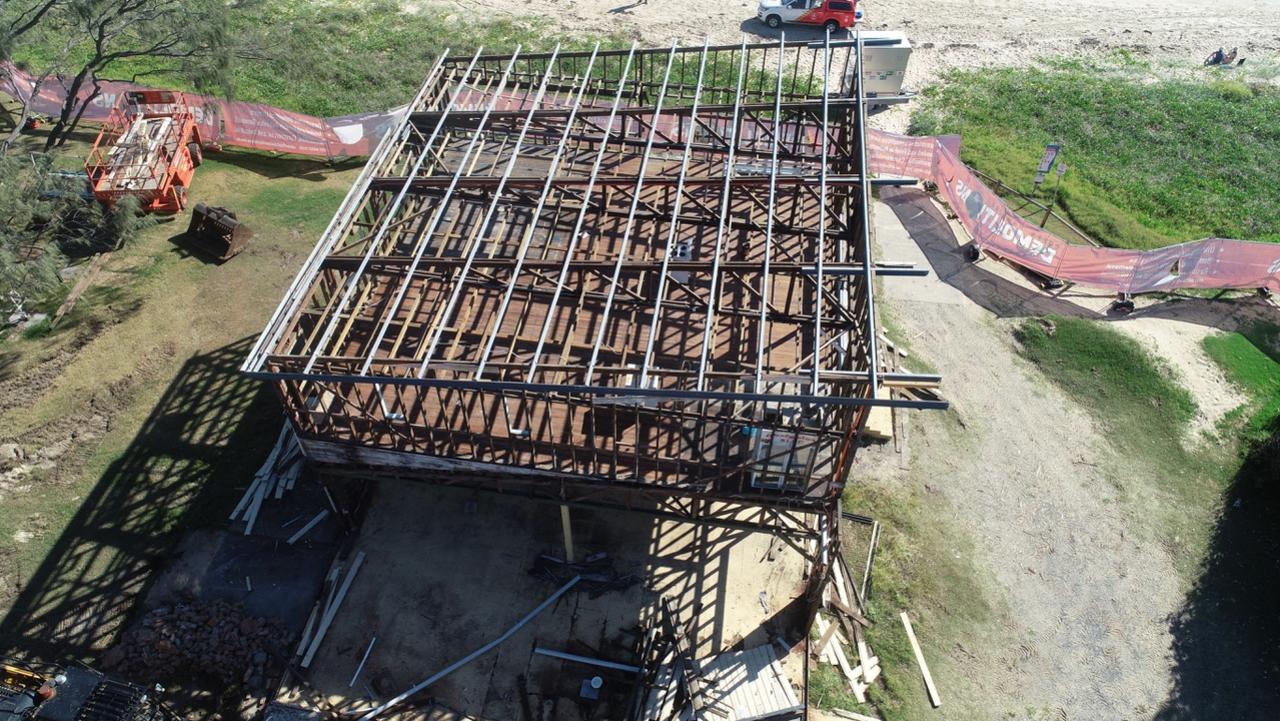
[294, 551, 368, 672]
[531, 553, 640, 599]
[807, 519, 939, 716]
[103, 600, 286, 688]
[231, 424, 305, 535]
[813, 526, 883, 704]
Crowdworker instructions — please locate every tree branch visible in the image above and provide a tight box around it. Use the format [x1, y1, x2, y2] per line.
[4, 0, 62, 50]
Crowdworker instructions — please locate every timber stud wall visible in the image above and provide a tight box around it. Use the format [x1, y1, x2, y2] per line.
[244, 35, 945, 509]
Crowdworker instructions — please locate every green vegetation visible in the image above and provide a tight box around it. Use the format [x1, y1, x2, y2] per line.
[823, 304, 1001, 720]
[1012, 316, 1240, 578]
[9, 0, 797, 122]
[809, 660, 859, 710]
[847, 483, 996, 718]
[0, 152, 149, 316]
[221, 0, 620, 118]
[10, 0, 626, 119]
[912, 58, 1280, 248]
[0, 122, 358, 627]
[19, 317, 50, 339]
[1203, 324, 1280, 446]
[3, 0, 229, 149]
[238, 174, 350, 235]
[1015, 316, 1197, 450]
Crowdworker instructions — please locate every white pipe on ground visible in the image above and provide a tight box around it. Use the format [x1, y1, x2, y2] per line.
[358, 575, 581, 720]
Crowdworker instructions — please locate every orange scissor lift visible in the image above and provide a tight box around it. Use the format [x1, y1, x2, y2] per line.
[85, 89, 203, 213]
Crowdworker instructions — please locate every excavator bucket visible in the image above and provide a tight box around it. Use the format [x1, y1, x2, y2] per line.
[184, 202, 254, 261]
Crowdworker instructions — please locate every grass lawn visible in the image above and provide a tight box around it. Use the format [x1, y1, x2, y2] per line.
[1012, 316, 1246, 579]
[0, 121, 359, 658]
[840, 476, 997, 720]
[9, 0, 801, 126]
[10, 0, 626, 119]
[1202, 323, 1280, 446]
[912, 57, 1280, 248]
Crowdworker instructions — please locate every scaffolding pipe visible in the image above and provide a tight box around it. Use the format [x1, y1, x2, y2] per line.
[359, 576, 581, 720]
[533, 647, 642, 673]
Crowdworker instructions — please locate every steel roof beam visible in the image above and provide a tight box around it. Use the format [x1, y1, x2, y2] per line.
[519, 44, 645, 384]
[264, 354, 939, 386]
[316, 257, 922, 274]
[812, 31, 831, 395]
[247, 369, 949, 410]
[637, 41, 710, 390]
[406, 95, 908, 126]
[297, 48, 490, 375]
[854, 29, 880, 399]
[241, 52, 452, 374]
[371, 185, 845, 241]
[471, 44, 609, 381]
[696, 40, 748, 394]
[364, 174, 902, 191]
[450, 37, 902, 63]
[578, 42, 679, 386]
[288, 280, 863, 330]
[407, 46, 564, 378]
[753, 36, 786, 400]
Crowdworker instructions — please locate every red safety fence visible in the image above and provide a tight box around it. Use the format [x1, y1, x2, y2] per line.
[5, 61, 1277, 295]
[867, 129, 1280, 295]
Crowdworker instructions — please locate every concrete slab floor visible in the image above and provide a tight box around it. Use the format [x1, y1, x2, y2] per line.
[277, 482, 810, 721]
[146, 477, 340, 630]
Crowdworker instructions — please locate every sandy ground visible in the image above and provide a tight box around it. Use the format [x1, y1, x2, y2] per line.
[870, 193, 1178, 720]
[864, 189, 1276, 719]
[1118, 318, 1248, 442]
[429, 0, 1280, 129]
[280, 484, 809, 720]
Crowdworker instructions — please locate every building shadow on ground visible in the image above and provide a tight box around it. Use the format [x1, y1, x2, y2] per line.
[1156, 423, 1280, 720]
[204, 148, 363, 181]
[0, 337, 280, 663]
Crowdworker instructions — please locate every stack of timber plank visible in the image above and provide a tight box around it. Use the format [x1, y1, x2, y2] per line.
[698, 645, 803, 721]
[861, 387, 894, 441]
[295, 551, 366, 669]
[640, 646, 802, 721]
[814, 611, 880, 703]
[106, 117, 176, 191]
[813, 555, 881, 704]
[229, 423, 305, 535]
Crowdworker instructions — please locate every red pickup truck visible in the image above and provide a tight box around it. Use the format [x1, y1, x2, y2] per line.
[757, 0, 861, 32]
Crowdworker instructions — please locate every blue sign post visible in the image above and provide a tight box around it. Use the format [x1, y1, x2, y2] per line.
[1034, 143, 1060, 186]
